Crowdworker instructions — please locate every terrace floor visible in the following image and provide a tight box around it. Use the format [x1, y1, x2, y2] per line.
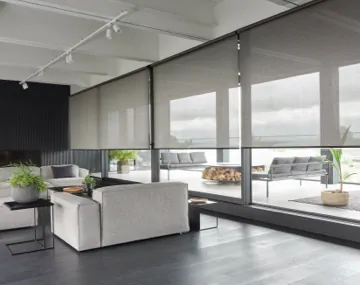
[109, 169, 360, 222]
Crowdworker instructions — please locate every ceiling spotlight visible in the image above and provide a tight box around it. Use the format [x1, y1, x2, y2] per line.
[112, 23, 121, 33]
[106, 27, 112, 40]
[22, 82, 28, 90]
[66, 53, 73, 64]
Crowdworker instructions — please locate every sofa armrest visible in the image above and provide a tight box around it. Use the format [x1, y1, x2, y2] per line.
[0, 182, 11, 198]
[51, 192, 100, 251]
[79, 168, 89, 178]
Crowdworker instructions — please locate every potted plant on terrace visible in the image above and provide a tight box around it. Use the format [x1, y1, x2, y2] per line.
[321, 149, 356, 206]
[109, 150, 137, 174]
[9, 163, 47, 203]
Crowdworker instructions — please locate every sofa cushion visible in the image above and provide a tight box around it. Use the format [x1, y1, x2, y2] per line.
[269, 157, 294, 174]
[161, 153, 179, 164]
[0, 197, 34, 231]
[42, 165, 80, 179]
[0, 167, 17, 181]
[307, 156, 324, 172]
[291, 157, 310, 173]
[51, 165, 75, 178]
[0, 182, 11, 198]
[190, 152, 207, 164]
[46, 177, 84, 187]
[177, 153, 192, 164]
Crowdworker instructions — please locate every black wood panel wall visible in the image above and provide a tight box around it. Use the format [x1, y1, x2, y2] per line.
[41, 150, 101, 172]
[41, 150, 72, 166]
[72, 150, 102, 173]
[0, 80, 69, 151]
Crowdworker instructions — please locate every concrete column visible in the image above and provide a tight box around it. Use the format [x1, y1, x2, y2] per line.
[240, 32, 252, 204]
[240, 33, 252, 148]
[216, 89, 230, 162]
[320, 65, 340, 184]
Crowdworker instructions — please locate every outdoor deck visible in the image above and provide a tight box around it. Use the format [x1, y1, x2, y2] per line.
[109, 169, 360, 222]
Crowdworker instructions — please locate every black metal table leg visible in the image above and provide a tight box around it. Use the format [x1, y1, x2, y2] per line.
[5, 203, 54, 256]
[189, 206, 219, 232]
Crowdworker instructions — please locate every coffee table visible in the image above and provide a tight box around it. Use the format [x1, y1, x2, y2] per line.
[4, 199, 54, 255]
[188, 199, 218, 231]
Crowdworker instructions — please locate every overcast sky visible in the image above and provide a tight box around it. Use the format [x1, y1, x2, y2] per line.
[169, 63, 360, 147]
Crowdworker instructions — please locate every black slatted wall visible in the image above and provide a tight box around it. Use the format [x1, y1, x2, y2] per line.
[0, 80, 102, 171]
[0, 80, 69, 151]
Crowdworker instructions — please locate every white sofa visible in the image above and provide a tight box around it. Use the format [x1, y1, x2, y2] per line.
[41, 164, 89, 187]
[51, 182, 189, 251]
[0, 166, 40, 230]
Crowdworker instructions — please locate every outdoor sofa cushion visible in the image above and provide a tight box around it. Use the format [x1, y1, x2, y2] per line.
[291, 157, 310, 173]
[177, 153, 192, 164]
[190, 152, 207, 164]
[307, 156, 324, 172]
[269, 157, 294, 174]
[161, 153, 179, 164]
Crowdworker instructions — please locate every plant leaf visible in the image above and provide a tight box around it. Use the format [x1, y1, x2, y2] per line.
[343, 173, 357, 182]
[341, 125, 351, 145]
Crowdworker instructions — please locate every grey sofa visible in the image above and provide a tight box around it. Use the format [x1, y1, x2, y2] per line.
[160, 152, 207, 180]
[252, 157, 328, 197]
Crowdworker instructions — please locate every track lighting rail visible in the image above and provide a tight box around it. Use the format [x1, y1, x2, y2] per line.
[19, 10, 128, 88]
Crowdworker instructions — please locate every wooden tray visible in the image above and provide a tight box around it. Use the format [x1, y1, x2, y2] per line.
[63, 186, 83, 193]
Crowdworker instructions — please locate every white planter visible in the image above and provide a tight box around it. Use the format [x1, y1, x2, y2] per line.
[11, 186, 40, 204]
[321, 190, 349, 206]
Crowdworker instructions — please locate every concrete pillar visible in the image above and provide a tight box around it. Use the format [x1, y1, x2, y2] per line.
[216, 89, 230, 163]
[320, 65, 340, 184]
[240, 32, 252, 204]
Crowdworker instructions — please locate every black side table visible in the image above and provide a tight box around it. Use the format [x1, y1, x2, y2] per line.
[4, 199, 54, 255]
[188, 200, 218, 231]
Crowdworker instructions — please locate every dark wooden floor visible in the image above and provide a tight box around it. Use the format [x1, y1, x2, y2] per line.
[1, 215, 360, 285]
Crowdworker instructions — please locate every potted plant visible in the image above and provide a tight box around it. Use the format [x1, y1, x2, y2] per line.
[321, 149, 356, 206]
[82, 174, 96, 196]
[9, 163, 47, 203]
[109, 150, 137, 174]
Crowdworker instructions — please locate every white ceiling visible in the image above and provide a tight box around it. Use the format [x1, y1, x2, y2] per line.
[0, 0, 291, 91]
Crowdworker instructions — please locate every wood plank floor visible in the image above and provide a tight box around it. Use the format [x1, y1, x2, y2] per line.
[1, 215, 360, 285]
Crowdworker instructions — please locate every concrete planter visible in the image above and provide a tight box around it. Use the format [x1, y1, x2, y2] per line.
[11, 186, 40, 204]
[321, 190, 349, 206]
[117, 161, 130, 174]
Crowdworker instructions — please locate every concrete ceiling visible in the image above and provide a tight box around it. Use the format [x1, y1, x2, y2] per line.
[0, 0, 290, 92]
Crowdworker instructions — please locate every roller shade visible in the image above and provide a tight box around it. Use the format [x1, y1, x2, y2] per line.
[70, 88, 99, 149]
[98, 70, 150, 149]
[153, 35, 239, 149]
[240, 0, 360, 148]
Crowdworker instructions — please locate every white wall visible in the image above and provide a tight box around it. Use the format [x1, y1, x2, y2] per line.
[214, 0, 287, 37]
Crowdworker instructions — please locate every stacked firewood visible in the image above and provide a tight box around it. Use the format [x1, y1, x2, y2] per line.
[202, 167, 241, 182]
[202, 166, 264, 182]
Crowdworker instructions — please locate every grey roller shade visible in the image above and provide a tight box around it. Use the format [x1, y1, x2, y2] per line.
[70, 88, 99, 149]
[98, 70, 150, 149]
[153, 35, 240, 149]
[240, 0, 360, 147]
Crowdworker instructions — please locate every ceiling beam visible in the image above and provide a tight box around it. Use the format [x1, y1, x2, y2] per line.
[1, 0, 213, 40]
[0, 66, 94, 86]
[118, 0, 217, 26]
[0, 42, 124, 76]
[0, 37, 155, 63]
[0, 4, 160, 62]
